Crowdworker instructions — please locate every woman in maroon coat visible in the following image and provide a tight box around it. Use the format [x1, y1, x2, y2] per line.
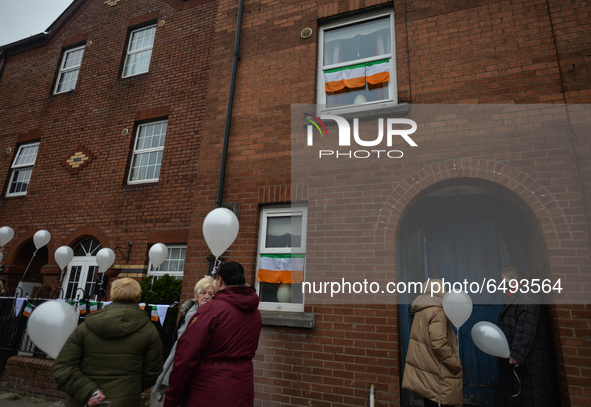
[164, 262, 262, 407]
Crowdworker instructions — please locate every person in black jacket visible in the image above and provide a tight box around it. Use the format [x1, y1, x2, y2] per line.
[497, 267, 559, 406]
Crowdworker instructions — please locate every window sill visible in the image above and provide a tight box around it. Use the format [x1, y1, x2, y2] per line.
[260, 310, 315, 329]
[318, 102, 410, 120]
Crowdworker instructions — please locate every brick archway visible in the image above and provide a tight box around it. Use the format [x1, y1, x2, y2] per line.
[62, 226, 112, 249]
[377, 158, 570, 257]
[381, 158, 586, 406]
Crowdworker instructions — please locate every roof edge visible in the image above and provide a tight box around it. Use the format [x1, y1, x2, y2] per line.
[0, 0, 86, 56]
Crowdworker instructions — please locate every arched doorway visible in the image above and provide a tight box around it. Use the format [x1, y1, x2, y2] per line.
[61, 238, 102, 301]
[9, 240, 48, 297]
[399, 183, 535, 406]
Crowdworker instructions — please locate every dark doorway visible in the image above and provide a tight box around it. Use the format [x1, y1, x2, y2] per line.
[399, 185, 530, 406]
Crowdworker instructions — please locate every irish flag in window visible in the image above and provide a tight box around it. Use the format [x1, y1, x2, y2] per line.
[257, 254, 305, 284]
[324, 59, 389, 93]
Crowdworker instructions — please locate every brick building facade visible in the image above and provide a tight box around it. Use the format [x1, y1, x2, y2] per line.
[0, 0, 590, 406]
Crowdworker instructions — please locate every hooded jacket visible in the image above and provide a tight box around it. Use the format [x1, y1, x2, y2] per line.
[52, 302, 163, 407]
[164, 285, 262, 407]
[402, 285, 463, 406]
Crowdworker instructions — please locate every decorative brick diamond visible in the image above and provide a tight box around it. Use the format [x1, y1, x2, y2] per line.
[62, 147, 95, 174]
[104, 0, 122, 6]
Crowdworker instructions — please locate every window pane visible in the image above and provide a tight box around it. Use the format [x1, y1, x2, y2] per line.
[137, 122, 166, 151]
[65, 266, 82, 299]
[324, 17, 390, 66]
[84, 266, 99, 294]
[130, 26, 155, 51]
[14, 145, 38, 166]
[63, 48, 84, 69]
[73, 238, 102, 256]
[152, 246, 186, 276]
[56, 69, 80, 93]
[266, 215, 302, 248]
[259, 282, 303, 303]
[9, 168, 32, 194]
[130, 151, 162, 181]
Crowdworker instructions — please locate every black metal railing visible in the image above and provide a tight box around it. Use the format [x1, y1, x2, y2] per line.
[0, 288, 181, 378]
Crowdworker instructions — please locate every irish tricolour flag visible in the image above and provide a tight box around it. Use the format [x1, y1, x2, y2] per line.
[257, 254, 305, 284]
[324, 59, 390, 93]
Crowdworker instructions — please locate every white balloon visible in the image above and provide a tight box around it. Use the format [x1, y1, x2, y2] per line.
[33, 230, 51, 250]
[149, 243, 169, 269]
[471, 321, 511, 358]
[0, 226, 15, 247]
[276, 283, 292, 303]
[54, 246, 74, 270]
[96, 248, 115, 272]
[27, 300, 78, 358]
[202, 208, 239, 258]
[443, 291, 473, 329]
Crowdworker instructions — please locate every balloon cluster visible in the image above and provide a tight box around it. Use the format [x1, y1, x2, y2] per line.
[442, 291, 510, 359]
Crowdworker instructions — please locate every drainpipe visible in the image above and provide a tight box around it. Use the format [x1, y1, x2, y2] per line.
[216, 0, 245, 208]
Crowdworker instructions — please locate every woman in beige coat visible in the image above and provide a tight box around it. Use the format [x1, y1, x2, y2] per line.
[402, 279, 463, 407]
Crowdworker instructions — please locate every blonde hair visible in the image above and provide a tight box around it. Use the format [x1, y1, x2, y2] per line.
[194, 275, 216, 298]
[111, 278, 142, 303]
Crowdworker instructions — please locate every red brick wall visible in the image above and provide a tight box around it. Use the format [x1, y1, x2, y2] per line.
[0, 0, 217, 285]
[193, 0, 591, 405]
[2, 356, 66, 401]
[0, 0, 590, 406]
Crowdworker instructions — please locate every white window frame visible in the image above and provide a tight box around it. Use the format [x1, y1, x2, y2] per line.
[256, 204, 307, 312]
[54, 45, 85, 94]
[128, 120, 167, 184]
[6, 142, 39, 197]
[147, 245, 186, 280]
[317, 9, 398, 115]
[122, 25, 157, 78]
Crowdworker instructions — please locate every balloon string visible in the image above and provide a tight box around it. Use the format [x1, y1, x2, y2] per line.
[456, 327, 460, 354]
[512, 364, 521, 398]
[19, 249, 37, 288]
[210, 258, 221, 277]
[59, 267, 65, 287]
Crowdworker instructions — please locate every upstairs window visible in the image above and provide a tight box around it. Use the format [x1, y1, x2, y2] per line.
[122, 25, 156, 78]
[55, 45, 84, 94]
[128, 120, 167, 184]
[54, 45, 85, 94]
[318, 9, 397, 112]
[6, 142, 39, 197]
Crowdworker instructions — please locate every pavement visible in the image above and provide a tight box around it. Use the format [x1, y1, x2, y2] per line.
[0, 392, 64, 407]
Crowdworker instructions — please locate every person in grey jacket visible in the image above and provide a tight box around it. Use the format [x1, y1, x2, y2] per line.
[149, 276, 216, 407]
[52, 278, 163, 407]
